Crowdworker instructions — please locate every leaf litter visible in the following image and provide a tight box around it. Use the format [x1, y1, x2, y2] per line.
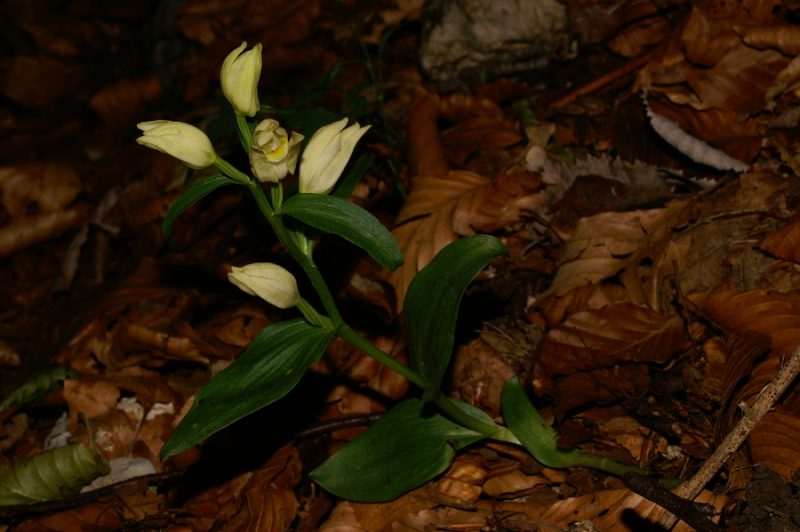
[1, 0, 800, 529]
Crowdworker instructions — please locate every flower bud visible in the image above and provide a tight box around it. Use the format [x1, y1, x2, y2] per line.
[221, 42, 262, 117]
[299, 118, 370, 195]
[136, 121, 216, 169]
[249, 119, 304, 183]
[228, 263, 299, 309]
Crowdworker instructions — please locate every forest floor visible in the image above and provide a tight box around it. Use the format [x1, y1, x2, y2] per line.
[2, 0, 800, 530]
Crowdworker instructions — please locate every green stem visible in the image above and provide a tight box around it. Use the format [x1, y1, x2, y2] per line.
[246, 182, 343, 325]
[235, 112, 252, 152]
[214, 156, 252, 184]
[433, 393, 521, 444]
[338, 324, 426, 388]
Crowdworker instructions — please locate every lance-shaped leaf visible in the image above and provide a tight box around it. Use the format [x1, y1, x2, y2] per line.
[0, 366, 79, 412]
[161, 319, 333, 457]
[502, 377, 645, 476]
[501, 377, 563, 468]
[405, 235, 507, 399]
[0, 443, 109, 505]
[280, 193, 403, 270]
[162, 173, 241, 241]
[310, 399, 483, 502]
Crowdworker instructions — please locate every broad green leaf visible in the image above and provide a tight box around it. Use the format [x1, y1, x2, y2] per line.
[331, 153, 374, 199]
[0, 366, 79, 412]
[405, 235, 507, 399]
[310, 399, 483, 502]
[0, 443, 109, 505]
[502, 377, 647, 476]
[280, 194, 403, 270]
[501, 377, 564, 467]
[161, 319, 333, 457]
[162, 173, 240, 241]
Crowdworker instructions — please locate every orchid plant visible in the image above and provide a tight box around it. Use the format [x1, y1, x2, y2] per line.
[139, 42, 646, 502]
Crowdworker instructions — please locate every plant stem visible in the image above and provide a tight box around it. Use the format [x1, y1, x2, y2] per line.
[337, 324, 426, 388]
[246, 182, 344, 325]
[432, 393, 521, 444]
[235, 112, 252, 152]
[214, 157, 252, 184]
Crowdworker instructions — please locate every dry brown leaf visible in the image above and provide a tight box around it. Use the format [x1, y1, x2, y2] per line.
[14, 478, 165, 531]
[63, 379, 120, 428]
[607, 16, 671, 58]
[442, 117, 522, 166]
[90, 75, 162, 130]
[546, 208, 666, 297]
[535, 303, 689, 395]
[0, 54, 84, 108]
[759, 216, 800, 263]
[553, 365, 651, 419]
[734, 24, 800, 56]
[749, 409, 800, 480]
[0, 208, 87, 259]
[407, 87, 449, 178]
[482, 469, 547, 498]
[181, 444, 301, 530]
[0, 163, 81, 215]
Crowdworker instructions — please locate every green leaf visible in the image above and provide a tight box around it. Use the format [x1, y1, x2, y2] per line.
[331, 153, 374, 199]
[0, 366, 79, 412]
[290, 62, 343, 109]
[502, 377, 647, 476]
[501, 377, 564, 468]
[0, 443, 109, 505]
[310, 399, 483, 502]
[280, 193, 403, 270]
[161, 319, 333, 457]
[163, 173, 241, 241]
[405, 235, 507, 400]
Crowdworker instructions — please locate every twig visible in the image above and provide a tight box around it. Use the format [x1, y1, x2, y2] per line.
[550, 50, 655, 109]
[0, 470, 184, 521]
[294, 412, 384, 440]
[624, 473, 720, 532]
[657, 343, 800, 529]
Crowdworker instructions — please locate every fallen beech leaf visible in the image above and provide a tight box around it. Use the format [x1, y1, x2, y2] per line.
[442, 116, 522, 166]
[181, 444, 301, 530]
[0, 55, 84, 108]
[749, 409, 800, 480]
[536, 303, 689, 394]
[482, 469, 547, 498]
[734, 24, 800, 56]
[63, 379, 120, 427]
[0, 164, 81, 215]
[90, 75, 162, 130]
[547, 208, 665, 297]
[0, 208, 87, 259]
[758, 217, 800, 263]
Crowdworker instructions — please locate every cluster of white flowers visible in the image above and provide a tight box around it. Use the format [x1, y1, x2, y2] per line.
[136, 42, 371, 309]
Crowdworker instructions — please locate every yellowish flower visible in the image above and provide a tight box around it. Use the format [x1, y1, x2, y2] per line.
[221, 42, 262, 117]
[228, 263, 299, 309]
[299, 118, 370, 195]
[249, 119, 304, 183]
[136, 121, 216, 169]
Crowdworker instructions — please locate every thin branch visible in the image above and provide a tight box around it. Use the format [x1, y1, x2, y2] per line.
[658, 343, 800, 529]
